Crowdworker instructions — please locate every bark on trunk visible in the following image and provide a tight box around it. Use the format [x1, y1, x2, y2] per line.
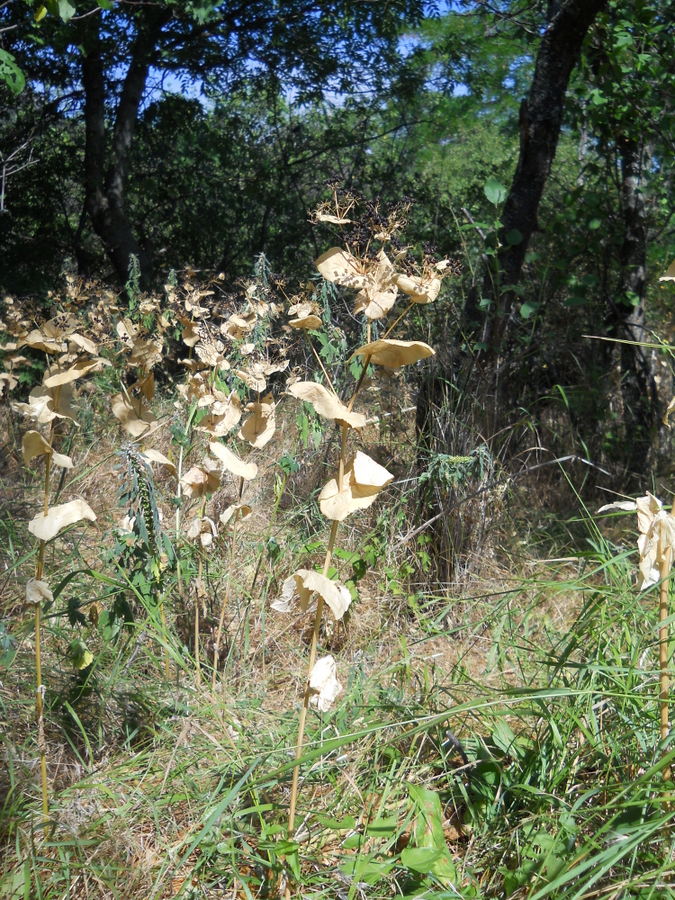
[612, 137, 658, 477]
[482, 0, 608, 357]
[82, 9, 169, 286]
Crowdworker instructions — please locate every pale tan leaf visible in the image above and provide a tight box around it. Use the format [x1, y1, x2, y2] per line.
[0, 372, 18, 395]
[239, 395, 276, 448]
[300, 570, 352, 621]
[141, 447, 176, 475]
[68, 332, 98, 355]
[111, 393, 158, 439]
[395, 273, 442, 304]
[289, 314, 323, 330]
[129, 336, 163, 370]
[235, 366, 267, 393]
[22, 430, 52, 464]
[597, 500, 637, 513]
[315, 213, 353, 224]
[43, 357, 109, 387]
[180, 462, 221, 498]
[319, 451, 394, 520]
[13, 385, 78, 424]
[116, 318, 137, 346]
[309, 655, 342, 711]
[22, 330, 67, 354]
[186, 515, 218, 549]
[26, 578, 53, 606]
[182, 321, 201, 348]
[288, 381, 366, 429]
[51, 450, 74, 469]
[219, 503, 252, 526]
[352, 339, 435, 369]
[658, 259, 675, 282]
[271, 569, 351, 620]
[315, 247, 367, 288]
[208, 441, 258, 480]
[28, 498, 96, 542]
[195, 391, 242, 437]
[353, 286, 398, 321]
[23, 430, 74, 468]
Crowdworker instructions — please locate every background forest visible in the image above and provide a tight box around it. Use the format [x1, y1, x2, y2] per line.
[1, 1, 674, 898]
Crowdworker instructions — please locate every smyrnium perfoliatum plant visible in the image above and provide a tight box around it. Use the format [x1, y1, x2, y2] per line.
[275, 194, 454, 843]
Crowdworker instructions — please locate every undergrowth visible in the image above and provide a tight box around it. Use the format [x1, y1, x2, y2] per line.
[0, 195, 673, 898]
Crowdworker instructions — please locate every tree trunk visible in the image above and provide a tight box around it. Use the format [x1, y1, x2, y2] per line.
[482, 0, 608, 357]
[611, 137, 658, 478]
[82, 9, 169, 286]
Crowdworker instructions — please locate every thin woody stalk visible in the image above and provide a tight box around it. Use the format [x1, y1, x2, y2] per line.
[34, 414, 58, 821]
[287, 423, 348, 838]
[212, 477, 245, 688]
[659, 534, 673, 781]
[194, 497, 206, 685]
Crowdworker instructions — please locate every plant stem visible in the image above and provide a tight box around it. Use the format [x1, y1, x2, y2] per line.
[287, 519, 339, 837]
[212, 481, 245, 688]
[34, 415, 57, 822]
[659, 534, 673, 781]
[287, 425, 347, 837]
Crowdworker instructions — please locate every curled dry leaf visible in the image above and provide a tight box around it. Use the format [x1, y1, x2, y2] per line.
[319, 451, 394, 521]
[235, 365, 267, 393]
[288, 381, 366, 429]
[352, 339, 435, 369]
[395, 273, 442, 304]
[239, 394, 275, 448]
[209, 441, 258, 480]
[272, 569, 351, 621]
[140, 447, 176, 475]
[43, 356, 110, 388]
[598, 492, 675, 589]
[111, 392, 158, 439]
[28, 498, 96, 543]
[180, 461, 221, 498]
[0, 373, 17, 395]
[22, 430, 73, 468]
[658, 260, 675, 282]
[353, 251, 398, 321]
[219, 502, 252, 526]
[186, 515, 218, 549]
[182, 321, 201, 348]
[315, 247, 368, 290]
[289, 314, 323, 330]
[195, 391, 242, 437]
[13, 384, 78, 424]
[315, 212, 354, 225]
[26, 578, 53, 606]
[68, 332, 98, 355]
[309, 655, 342, 712]
[221, 311, 257, 341]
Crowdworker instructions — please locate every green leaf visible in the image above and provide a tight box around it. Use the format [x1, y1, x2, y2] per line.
[519, 300, 539, 319]
[483, 177, 507, 206]
[505, 228, 523, 245]
[400, 846, 444, 874]
[68, 639, 94, 670]
[57, 0, 76, 21]
[0, 50, 25, 94]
